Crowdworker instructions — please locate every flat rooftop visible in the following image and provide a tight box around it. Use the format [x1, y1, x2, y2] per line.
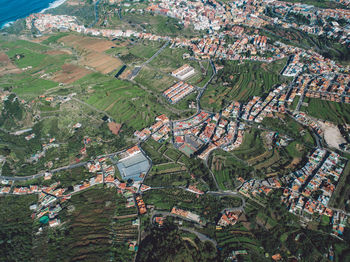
[116, 152, 150, 182]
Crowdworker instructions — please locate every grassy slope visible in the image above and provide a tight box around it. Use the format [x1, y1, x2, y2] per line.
[38, 187, 117, 261]
[0, 194, 37, 262]
[201, 59, 289, 111]
[301, 97, 350, 124]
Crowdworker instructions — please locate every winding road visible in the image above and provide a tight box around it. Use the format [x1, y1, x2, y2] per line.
[0, 150, 124, 182]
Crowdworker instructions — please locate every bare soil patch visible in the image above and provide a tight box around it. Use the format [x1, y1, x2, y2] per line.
[81, 52, 122, 74]
[52, 64, 91, 84]
[318, 121, 346, 150]
[108, 122, 122, 135]
[59, 35, 115, 52]
[59, 35, 123, 74]
[119, 68, 131, 79]
[0, 52, 21, 76]
[208, 98, 215, 104]
[45, 49, 72, 55]
[285, 157, 301, 169]
[66, 0, 86, 6]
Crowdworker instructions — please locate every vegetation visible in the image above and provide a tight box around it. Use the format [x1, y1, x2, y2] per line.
[110, 12, 199, 38]
[137, 222, 217, 262]
[301, 98, 350, 124]
[281, 0, 348, 10]
[142, 188, 242, 221]
[209, 150, 254, 190]
[233, 129, 266, 161]
[47, 1, 95, 27]
[32, 187, 117, 261]
[0, 195, 36, 262]
[201, 59, 289, 111]
[0, 93, 25, 128]
[261, 25, 350, 64]
[262, 115, 315, 144]
[328, 161, 350, 212]
[82, 74, 174, 130]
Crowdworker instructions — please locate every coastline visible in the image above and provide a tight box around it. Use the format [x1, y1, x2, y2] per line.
[40, 0, 68, 14]
[0, 0, 68, 29]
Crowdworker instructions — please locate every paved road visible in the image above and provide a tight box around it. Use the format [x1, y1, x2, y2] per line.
[149, 210, 217, 247]
[72, 98, 114, 120]
[180, 227, 217, 247]
[286, 111, 323, 148]
[207, 190, 246, 210]
[196, 60, 216, 113]
[0, 151, 123, 182]
[129, 40, 170, 80]
[0, 162, 87, 181]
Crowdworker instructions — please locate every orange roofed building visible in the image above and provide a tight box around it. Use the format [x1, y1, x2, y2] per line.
[135, 195, 147, 215]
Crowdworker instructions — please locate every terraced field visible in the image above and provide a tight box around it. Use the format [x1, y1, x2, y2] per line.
[0, 194, 37, 262]
[201, 59, 289, 111]
[34, 187, 117, 261]
[215, 228, 266, 261]
[234, 129, 266, 161]
[110, 195, 138, 261]
[209, 150, 253, 190]
[82, 74, 174, 130]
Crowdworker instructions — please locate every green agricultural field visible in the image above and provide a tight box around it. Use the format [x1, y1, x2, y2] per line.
[141, 140, 170, 165]
[188, 60, 214, 88]
[301, 98, 350, 124]
[5, 47, 47, 69]
[201, 59, 289, 111]
[281, 0, 347, 10]
[234, 129, 266, 161]
[134, 65, 177, 92]
[111, 13, 198, 38]
[107, 39, 164, 65]
[150, 162, 186, 173]
[209, 150, 253, 190]
[2, 43, 71, 74]
[286, 141, 305, 158]
[0, 38, 50, 52]
[164, 147, 183, 162]
[144, 171, 191, 187]
[328, 160, 350, 212]
[41, 32, 70, 45]
[11, 76, 58, 98]
[289, 95, 300, 111]
[83, 75, 174, 130]
[215, 229, 267, 261]
[111, 195, 138, 261]
[251, 147, 293, 176]
[149, 47, 189, 73]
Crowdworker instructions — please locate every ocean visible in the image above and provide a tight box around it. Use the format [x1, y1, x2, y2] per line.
[0, 0, 67, 29]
